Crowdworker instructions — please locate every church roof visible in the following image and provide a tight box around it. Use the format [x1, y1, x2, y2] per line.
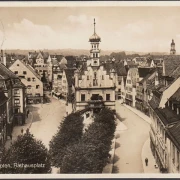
[89, 32, 101, 42]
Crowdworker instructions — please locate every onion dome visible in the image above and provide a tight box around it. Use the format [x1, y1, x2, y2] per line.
[89, 33, 101, 42]
[89, 18, 101, 42]
[171, 39, 175, 45]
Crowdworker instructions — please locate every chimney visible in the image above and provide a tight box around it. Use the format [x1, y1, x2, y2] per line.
[1, 49, 6, 66]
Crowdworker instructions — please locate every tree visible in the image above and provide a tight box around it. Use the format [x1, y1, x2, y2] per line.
[49, 112, 84, 168]
[61, 108, 116, 173]
[0, 131, 51, 174]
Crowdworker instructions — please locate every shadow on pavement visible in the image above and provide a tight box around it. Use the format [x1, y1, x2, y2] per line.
[27, 105, 41, 123]
[115, 141, 121, 149]
[116, 112, 126, 122]
[113, 154, 120, 164]
[115, 133, 120, 139]
[112, 165, 119, 173]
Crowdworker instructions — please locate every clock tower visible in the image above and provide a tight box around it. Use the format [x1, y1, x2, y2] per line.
[89, 19, 101, 66]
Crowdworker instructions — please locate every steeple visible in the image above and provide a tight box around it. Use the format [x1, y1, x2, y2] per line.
[170, 39, 176, 55]
[89, 19, 101, 66]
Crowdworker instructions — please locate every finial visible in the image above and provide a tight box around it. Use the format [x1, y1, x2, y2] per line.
[94, 18, 96, 34]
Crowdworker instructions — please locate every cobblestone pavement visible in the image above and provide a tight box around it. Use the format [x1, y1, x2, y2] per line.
[113, 102, 150, 173]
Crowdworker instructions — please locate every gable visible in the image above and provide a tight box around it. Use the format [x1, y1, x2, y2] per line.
[9, 60, 42, 84]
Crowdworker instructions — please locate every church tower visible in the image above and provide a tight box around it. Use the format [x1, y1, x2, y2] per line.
[89, 19, 101, 66]
[170, 39, 176, 55]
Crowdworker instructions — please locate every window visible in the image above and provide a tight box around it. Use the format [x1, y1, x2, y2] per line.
[118, 89, 121, 92]
[14, 99, 20, 107]
[96, 53, 98, 58]
[102, 75, 104, 80]
[118, 81, 121, 85]
[27, 78, 31, 81]
[87, 76, 89, 80]
[92, 45, 93, 49]
[27, 85, 31, 89]
[32, 77, 36, 82]
[173, 145, 175, 164]
[86, 113, 90, 118]
[36, 85, 39, 89]
[23, 71, 27, 75]
[81, 94, 85, 101]
[17, 64, 19, 66]
[14, 71, 18, 74]
[14, 89, 20, 95]
[14, 108, 19, 113]
[106, 94, 110, 101]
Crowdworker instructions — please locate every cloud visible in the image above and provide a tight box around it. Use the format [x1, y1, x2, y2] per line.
[67, 14, 99, 27]
[115, 21, 153, 38]
[2, 18, 58, 49]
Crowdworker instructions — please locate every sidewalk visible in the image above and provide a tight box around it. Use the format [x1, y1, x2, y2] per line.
[122, 103, 151, 124]
[5, 110, 34, 150]
[142, 138, 160, 173]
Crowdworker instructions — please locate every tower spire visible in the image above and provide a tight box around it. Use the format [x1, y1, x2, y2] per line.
[94, 18, 96, 34]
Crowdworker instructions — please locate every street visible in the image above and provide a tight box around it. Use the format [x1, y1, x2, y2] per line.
[29, 95, 66, 149]
[114, 101, 150, 173]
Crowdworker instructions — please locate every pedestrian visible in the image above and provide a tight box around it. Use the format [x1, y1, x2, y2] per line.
[26, 128, 29, 134]
[27, 109, 29, 115]
[10, 134, 12, 141]
[21, 128, 24, 134]
[145, 158, 148, 166]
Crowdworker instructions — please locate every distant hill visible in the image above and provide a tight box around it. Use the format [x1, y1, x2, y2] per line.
[3, 49, 169, 57]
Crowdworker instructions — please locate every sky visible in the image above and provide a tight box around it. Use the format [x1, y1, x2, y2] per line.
[0, 6, 180, 53]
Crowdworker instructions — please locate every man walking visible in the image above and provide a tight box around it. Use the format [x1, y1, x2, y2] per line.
[27, 109, 29, 118]
[145, 158, 148, 166]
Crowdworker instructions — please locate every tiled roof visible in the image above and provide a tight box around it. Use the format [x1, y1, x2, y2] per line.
[167, 122, 180, 150]
[163, 55, 180, 77]
[149, 94, 160, 109]
[50, 55, 64, 63]
[139, 70, 156, 84]
[41, 51, 49, 60]
[29, 52, 38, 59]
[0, 63, 18, 79]
[65, 56, 76, 68]
[138, 67, 154, 78]
[149, 90, 180, 126]
[64, 68, 76, 87]
[12, 78, 26, 88]
[170, 87, 180, 101]
[103, 62, 126, 76]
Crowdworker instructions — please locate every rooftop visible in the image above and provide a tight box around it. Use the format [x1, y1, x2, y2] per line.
[163, 55, 180, 77]
[64, 68, 76, 86]
[167, 122, 180, 151]
[0, 62, 18, 79]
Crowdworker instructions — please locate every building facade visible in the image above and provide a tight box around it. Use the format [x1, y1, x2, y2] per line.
[9, 59, 43, 104]
[0, 62, 26, 136]
[74, 19, 116, 112]
[0, 90, 8, 146]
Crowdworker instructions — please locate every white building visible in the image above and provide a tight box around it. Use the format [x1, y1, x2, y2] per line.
[74, 19, 116, 113]
[9, 59, 43, 104]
